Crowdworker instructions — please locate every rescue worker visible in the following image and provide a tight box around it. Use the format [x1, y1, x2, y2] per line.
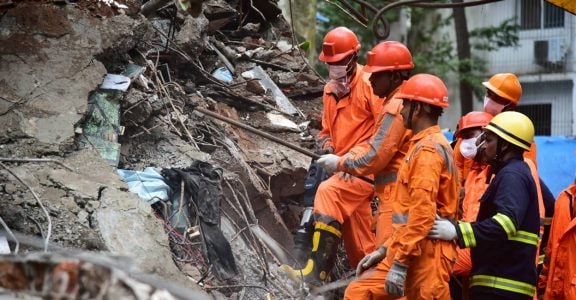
[451, 113, 554, 300]
[452, 111, 493, 277]
[538, 177, 576, 300]
[429, 111, 540, 300]
[344, 74, 459, 299]
[465, 73, 553, 274]
[281, 26, 380, 286]
[317, 41, 414, 251]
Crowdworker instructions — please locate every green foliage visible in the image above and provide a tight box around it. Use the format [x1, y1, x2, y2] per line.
[407, 8, 518, 100]
[409, 8, 456, 75]
[298, 41, 311, 51]
[315, 0, 397, 76]
[314, 2, 519, 100]
[470, 18, 520, 51]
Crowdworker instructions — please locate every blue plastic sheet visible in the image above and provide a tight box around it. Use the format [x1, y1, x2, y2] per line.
[535, 136, 576, 198]
[117, 167, 171, 204]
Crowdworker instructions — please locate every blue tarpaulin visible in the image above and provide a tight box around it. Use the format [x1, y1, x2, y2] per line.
[535, 136, 576, 198]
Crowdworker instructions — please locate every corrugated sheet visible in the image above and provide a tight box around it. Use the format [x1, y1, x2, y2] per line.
[546, 0, 576, 15]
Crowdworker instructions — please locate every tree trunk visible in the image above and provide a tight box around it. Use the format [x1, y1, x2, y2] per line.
[452, 0, 473, 116]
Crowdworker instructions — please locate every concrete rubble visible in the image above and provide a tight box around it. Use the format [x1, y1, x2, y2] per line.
[0, 0, 337, 299]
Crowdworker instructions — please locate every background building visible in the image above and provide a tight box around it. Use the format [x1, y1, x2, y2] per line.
[467, 0, 575, 136]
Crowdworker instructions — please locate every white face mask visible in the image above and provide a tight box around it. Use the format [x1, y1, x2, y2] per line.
[483, 95, 506, 116]
[459, 137, 480, 159]
[328, 64, 348, 80]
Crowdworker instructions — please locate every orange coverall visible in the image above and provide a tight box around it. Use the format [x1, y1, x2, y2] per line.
[335, 90, 412, 246]
[452, 162, 488, 276]
[344, 125, 459, 299]
[539, 183, 576, 300]
[315, 64, 381, 267]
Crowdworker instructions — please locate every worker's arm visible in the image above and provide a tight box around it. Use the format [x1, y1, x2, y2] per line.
[336, 98, 407, 176]
[317, 94, 334, 153]
[538, 187, 571, 293]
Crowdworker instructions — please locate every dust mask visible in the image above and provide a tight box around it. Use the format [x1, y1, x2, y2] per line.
[459, 137, 480, 159]
[483, 96, 506, 116]
[328, 65, 348, 80]
[327, 64, 352, 98]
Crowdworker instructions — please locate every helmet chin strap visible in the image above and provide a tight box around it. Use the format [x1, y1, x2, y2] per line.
[486, 138, 505, 184]
[406, 101, 416, 129]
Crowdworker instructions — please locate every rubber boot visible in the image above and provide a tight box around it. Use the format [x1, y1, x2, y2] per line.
[281, 222, 341, 287]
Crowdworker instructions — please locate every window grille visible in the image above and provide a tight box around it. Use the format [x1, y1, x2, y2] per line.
[520, 0, 565, 29]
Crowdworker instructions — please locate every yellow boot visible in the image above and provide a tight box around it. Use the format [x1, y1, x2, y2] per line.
[281, 222, 341, 286]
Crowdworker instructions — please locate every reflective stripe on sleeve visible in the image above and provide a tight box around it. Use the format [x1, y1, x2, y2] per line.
[492, 213, 517, 238]
[509, 230, 539, 246]
[458, 221, 476, 248]
[392, 213, 408, 225]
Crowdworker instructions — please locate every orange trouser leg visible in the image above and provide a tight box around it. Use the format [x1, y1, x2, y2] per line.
[375, 183, 394, 246]
[345, 240, 455, 300]
[314, 174, 375, 268]
[344, 254, 396, 300]
[453, 247, 472, 276]
[342, 198, 375, 267]
[403, 240, 455, 300]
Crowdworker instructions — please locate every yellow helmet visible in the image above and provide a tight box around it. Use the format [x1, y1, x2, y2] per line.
[484, 111, 534, 151]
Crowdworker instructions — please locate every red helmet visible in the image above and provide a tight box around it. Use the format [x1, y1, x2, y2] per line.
[482, 73, 522, 104]
[364, 41, 414, 73]
[456, 111, 493, 138]
[319, 27, 361, 63]
[395, 74, 449, 108]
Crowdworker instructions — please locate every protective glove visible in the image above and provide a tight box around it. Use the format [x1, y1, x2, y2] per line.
[427, 215, 457, 241]
[317, 154, 340, 173]
[385, 260, 408, 297]
[338, 172, 354, 183]
[356, 246, 386, 277]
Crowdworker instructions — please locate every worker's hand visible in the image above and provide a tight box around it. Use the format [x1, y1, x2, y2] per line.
[385, 260, 408, 297]
[338, 172, 354, 182]
[315, 146, 334, 155]
[317, 154, 340, 173]
[428, 215, 457, 241]
[356, 246, 386, 277]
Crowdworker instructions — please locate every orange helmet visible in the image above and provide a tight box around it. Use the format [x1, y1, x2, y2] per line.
[482, 73, 522, 104]
[395, 74, 449, 108]
[456, 111, 493, 138]
[319, 27, 361, 63]
[364, 41, 414, 73]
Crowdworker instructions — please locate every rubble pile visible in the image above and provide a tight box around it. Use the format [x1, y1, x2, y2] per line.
[0, 0, 334, 299]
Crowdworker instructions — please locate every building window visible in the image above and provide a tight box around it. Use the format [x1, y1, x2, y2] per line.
[520, 0, 565, 30]
[517, 104, 552, 136]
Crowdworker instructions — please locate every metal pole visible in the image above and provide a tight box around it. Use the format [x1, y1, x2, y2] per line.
[196, 107, 374, 184]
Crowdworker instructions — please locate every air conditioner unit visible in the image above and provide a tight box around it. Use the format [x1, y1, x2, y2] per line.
[534, 38, 566, 67]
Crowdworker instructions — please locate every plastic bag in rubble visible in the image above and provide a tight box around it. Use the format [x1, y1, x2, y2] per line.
[116, 167, 171, 205]
[212, 66, 233, 83]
